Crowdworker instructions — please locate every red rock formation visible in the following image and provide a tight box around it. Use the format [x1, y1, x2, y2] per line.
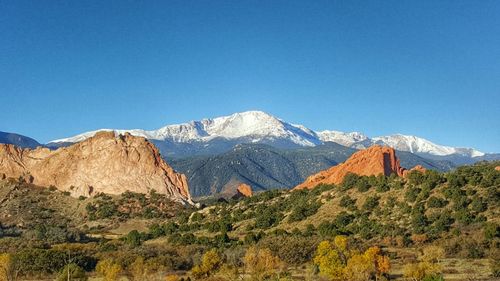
[495, 166, 500, 171]
[236, 183, 253, 197]
[294, 145, 420, 190]
[0, 131, 192, 204]
[403, 165, 427, 177]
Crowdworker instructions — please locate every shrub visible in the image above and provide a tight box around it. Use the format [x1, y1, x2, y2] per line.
[427, 197, 447, 208]
[406, 187, 421, 203]
[0, 253, 16, 281]
[484, 223, 500, 240]
[362, 196, 380, 212]
[56, 263, 87, 281]
[191, 249, 222, 279]
[339, 195, 356, 209]
[403, 262, 441, 281]
[256, 235, 318, 266]
[125, 230, 142, 248]
[341, 173, 360, 190]
[422, 246, 445, 263]
[96, 259, 121, 281]
[254, 208, 283, 229]
[244, 246, 285, 281]
[288, 199, 321, 222]
[129, 257, 148, 281]
[470, 196, 487, 213]
[356, 177, 371, 192]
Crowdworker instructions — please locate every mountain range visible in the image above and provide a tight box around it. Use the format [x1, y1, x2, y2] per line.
[1, 110, 497, 197]
[47, 111, 492, 163]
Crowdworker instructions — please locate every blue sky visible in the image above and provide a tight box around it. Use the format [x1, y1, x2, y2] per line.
[1, 1, 499, 152]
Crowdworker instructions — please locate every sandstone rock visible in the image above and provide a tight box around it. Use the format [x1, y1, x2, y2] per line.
[294, 145, 420, 190]
[402, 165, 427, 177]
[0, 131, 192, 204]
[235, 183, 253, 197]
[495, 166, 500, 171]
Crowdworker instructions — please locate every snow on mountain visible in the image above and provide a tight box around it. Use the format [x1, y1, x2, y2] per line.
[49, 111, 485, 158]
[50, 111, 320, 147]
[371, 134, 485, 157]
[317, 130, 369, 148]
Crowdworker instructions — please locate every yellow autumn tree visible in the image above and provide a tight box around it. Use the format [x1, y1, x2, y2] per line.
[244, 246, 285, 281]
[344, 254, 372, 281]
[0, 253, 16, 281]
[376, 255, 391, 277]
[334, 235, 349, 263]
[404, 246, 443, 281]
[422, 245, 445, 264]
[96, 258, 122, 281]
[191, 249, 223, 279]
[313, 240, 345, 280]
[314, 237, 391, 281]
[129, 256, 148, 281]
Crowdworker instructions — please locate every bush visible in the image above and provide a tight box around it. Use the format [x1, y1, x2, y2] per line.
[403, 262, 441, 281]
[470, 196, 487, 213]
[406, 188, 421, 203]
[287, 199, 321, 222]
[342, 173, 360, 190]
[191, 249, 222, 279]
[96, 259, 121, 281]
[125, 230, 142, 248]
[484, 223, 500, 240]
[339, 195, 356, 209]
[56, 263, 87, 281]
[427, 197, 447, 208]
[244, 246, 285, 281]
[254, 208, 283, 229]
[362, 196, 380, 212]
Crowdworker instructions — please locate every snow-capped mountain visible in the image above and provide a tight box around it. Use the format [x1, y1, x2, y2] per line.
[371, 134, 484, 157]
[48, 110, 488, 161]
[50, 111, 321, 148]
[317, 131, 369, 148]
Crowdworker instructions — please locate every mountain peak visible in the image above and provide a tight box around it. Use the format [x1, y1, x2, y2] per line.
[46, 111, 487, 160]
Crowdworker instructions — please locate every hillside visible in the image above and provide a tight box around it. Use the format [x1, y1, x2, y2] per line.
[0, 160, 498, 280]
[0, 131, 41, 149]
[157, 161, 500, 280]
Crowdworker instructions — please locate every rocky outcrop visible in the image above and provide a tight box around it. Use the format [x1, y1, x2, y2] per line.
[403, 165, 427, 177]
[235, 183, 253, 198]
[294, 145, 422, 190]
[495, 166, 500, 171]
[0, 131, 192, 204]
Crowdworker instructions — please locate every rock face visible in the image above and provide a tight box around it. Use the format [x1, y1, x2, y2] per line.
[294, 145, 422, 190]
[0, 131, 192, 204]
[236, 183, 253, 197]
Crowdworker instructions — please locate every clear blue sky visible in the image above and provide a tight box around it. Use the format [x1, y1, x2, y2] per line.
[1, 1, 499, 152]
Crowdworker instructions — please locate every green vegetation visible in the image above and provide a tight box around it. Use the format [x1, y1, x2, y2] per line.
[0, 161, 499, 280]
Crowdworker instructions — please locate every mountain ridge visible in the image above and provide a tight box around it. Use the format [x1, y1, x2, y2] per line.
[46, 111, 490, 163]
